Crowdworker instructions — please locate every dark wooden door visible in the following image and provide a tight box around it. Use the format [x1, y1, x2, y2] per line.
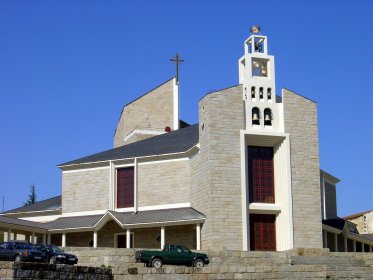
[250, 214, 276, 251]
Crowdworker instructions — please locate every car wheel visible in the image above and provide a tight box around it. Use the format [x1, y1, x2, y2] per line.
[15, 255, 21, 262]
[193, 259, 204, 268]
[151, 258, 162, 268]
[49, 257, 56, 264]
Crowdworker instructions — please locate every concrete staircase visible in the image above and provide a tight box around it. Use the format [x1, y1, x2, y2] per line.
[290, 253, 373, 279]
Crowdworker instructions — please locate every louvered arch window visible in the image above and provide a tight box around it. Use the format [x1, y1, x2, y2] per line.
[117, 167, 134, 208]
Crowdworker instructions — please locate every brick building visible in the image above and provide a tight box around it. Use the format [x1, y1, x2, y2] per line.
[1, 31, 372, 252]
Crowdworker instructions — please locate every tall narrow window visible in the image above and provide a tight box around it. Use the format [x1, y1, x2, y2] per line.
[251, 86, 256, 99]
[259, 87, 264, 99]
[267, 88, 272, 100]
[248, 146, 274, 203]
[250, 214, 276, 251]
[117, 167, 134, 208]
[252, 107, 260, 125]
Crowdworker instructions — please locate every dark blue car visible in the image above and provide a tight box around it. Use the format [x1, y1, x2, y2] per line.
[0, 241, 47, 263]
[32, 244, 78, 265]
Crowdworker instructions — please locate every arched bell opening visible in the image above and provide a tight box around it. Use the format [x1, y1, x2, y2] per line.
[252, 107, 260, 126]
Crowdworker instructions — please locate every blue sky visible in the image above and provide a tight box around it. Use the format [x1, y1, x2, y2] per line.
[0, 1, 372, 217]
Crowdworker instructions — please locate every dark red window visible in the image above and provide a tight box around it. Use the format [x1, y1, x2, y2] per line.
[248, 146, 274, 203]
[250, 214, 276, 251]
[117, 167, 134, 208]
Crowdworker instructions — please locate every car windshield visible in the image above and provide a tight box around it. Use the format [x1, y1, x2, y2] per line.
[14, 243, 32, 250]
[48, 245, 64, 252]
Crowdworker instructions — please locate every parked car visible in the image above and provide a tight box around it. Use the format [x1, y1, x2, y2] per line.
[32, 244, 78, 265]
[135, 244, 209, 268]
[0, 241, 48, 263]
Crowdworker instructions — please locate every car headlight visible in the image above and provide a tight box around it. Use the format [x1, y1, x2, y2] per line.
[56, 255, 66, 258]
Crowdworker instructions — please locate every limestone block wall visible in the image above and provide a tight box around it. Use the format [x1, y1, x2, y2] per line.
[137, 160, 190, 207]
[114, 78, 176, 148]
[191, 85, 245, 251]
[283, 89, 323, 248]
[347, 211, 373, 234]
[62, 168, 110, 213]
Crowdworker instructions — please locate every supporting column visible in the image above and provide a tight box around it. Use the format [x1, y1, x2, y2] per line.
[43, 234, 46, 244]
[126, 229, 131, 249]
[323, 230, 328, 248]
[161, 227, 165, 250]
[334, 233, 338, 252]
[93, 231, 98, 248]
[196, 224, 201, 250]
[47, 234, 51, 244]
[31, 232, 35, 244]
[369, 246, 372, 253]
[7, 228, 11, 242]
[353, 240, 356, 252]
[62, 233, 66, 247]
[362, 243, 365, 252]
[344, 237, 348, 252]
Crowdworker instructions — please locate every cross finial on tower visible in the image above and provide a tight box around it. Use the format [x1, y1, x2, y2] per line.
[169, 53, 184, 84]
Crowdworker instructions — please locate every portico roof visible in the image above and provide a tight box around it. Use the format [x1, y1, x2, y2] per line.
[47, 207, 206, 232]
[0, 215, 48, 232]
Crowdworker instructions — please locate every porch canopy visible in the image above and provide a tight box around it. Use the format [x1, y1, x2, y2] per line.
[47, 207, 205, 249]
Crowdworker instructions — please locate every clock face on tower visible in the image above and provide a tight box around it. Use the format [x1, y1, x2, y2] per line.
[252, 58, 268, 77]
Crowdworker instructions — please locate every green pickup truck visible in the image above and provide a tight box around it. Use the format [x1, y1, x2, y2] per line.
[135, 244, 209, 268]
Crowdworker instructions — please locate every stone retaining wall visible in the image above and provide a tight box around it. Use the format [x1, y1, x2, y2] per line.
[0, 261, 112, 280]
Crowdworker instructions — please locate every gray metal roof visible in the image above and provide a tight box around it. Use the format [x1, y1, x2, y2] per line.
[2, 196, 61, 214]
[47, 214, 103, 230]
[46, 208, 205, 230]
[59, 124, 199, 166]
[0, 215, 48, 230]
[109, 207, 205, 225]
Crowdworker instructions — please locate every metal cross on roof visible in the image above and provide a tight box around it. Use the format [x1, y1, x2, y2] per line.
[169, 52, 184, 84]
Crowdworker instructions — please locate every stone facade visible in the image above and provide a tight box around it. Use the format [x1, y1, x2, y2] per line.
[114, 78, 176, 148]
[346, 211, 373, 234]
[62, 167, 110, 213]
[0, 261, 112, 280]
[137, 160, 190, 207]
[191, 85, 245, 251]
[283, 89, 323, 248]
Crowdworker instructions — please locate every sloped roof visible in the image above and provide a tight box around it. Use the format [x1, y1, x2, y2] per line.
[47, 214, 103, 230]
[109, 207, 205, 226]
[46, 208, 205, 231]
[343, 210, 373, 220]
[59, 124, 199, 167]
[0, 215, 48, 230]
[322, 218, 359, 234]
[2, 196, 61, 214]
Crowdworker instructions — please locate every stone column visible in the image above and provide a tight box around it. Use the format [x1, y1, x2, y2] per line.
[334, 234, 338, 252]
[126, 229, 131, 249]
[161, 227, 165, 249]
[93, 231, 98, 248]
[344, 237, 348, 252]
[196, 224, 201, 250]
[31, 232, 35, 244]
[62, 233, 66, 247]
[47, 234, 51, 244]
[362, 243, 365, 252]
[353, 240, 356, 252]
[369, 246, 372, 253]
[323, 230, 328, 248]
[42, 234, 46, 244]
[7, 228, 11, 241]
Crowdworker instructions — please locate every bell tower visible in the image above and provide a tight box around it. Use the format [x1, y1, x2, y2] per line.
[239, 26, 282, 131]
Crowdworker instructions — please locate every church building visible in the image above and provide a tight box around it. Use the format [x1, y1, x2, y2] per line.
[1, 29, 373, 253]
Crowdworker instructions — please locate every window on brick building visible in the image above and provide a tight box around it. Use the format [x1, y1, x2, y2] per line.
[117, 167, 134, 208]
[250, 214, 276, 251]
[248, 146, 275, 203]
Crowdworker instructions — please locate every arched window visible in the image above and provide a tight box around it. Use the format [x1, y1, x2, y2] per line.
[252, 107, 260, 125]
[267, 88, 272, 100]
[264, 108, 272, 126]
[259, 87, 264, 100]
[251, 86, 256, 99]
